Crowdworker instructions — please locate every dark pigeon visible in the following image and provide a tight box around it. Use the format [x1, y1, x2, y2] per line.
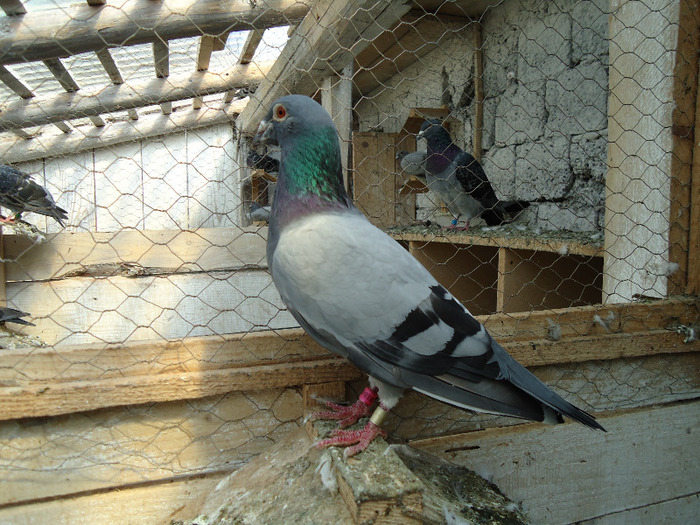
[0, 164, 68, 226]
[418, 119, 528, 230]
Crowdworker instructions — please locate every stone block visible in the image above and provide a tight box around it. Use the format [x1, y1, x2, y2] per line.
[571, 131, 608, 183]
[518, 12, 571, 85]
[546, 60, 608, 136]
[495, 83, 545, 145]
[514, 135, 572, 200]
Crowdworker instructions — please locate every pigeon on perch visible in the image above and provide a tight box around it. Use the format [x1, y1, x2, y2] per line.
[418, 119, 528, 230]
[247, 202, 271, 223]
[0, 306, 35, 326]
[253, 95, 605, 456]
[0, 164, 68, 226]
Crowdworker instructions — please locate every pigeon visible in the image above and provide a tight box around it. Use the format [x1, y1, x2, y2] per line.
[418, 119, 528, 230]
[0, 164, 68, 226]
[247, 202, 271, 223]
[396, 150, 427, 176]
[247, 150, 280, 174]
[253, 95, 604, 456]
[0, 306, 35, 326]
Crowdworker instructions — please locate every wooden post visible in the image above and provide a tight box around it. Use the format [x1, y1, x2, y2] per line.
[322, 64, 354, 192]
[472, 22, 484, 161]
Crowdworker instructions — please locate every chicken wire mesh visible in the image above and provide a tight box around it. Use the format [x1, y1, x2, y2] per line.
[0, 0, 697, 514]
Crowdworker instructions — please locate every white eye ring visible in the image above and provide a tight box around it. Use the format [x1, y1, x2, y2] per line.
[273, 104, 287, 120]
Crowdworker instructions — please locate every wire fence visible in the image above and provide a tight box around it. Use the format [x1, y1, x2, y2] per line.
[0, 0, 697, 515]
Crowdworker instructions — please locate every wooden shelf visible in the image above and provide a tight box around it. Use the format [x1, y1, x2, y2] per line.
[390, 226, 604, 314]
[389, 226, 604, 257]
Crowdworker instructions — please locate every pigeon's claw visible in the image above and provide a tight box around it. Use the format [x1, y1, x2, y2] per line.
[315, 421, 387, 457]
[0, 214, 18, 225]
[312, 399, 372, 428]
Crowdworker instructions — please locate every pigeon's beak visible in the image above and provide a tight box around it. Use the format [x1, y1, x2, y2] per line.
[252, 119, 276, 148]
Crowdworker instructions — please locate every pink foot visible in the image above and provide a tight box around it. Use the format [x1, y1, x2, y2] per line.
[312, 399, 372, 428]
[315, 421, 388, 457]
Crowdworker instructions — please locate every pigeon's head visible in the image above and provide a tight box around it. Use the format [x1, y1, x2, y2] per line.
[253, 95, 336, 150]
[417, 119, 446, 142]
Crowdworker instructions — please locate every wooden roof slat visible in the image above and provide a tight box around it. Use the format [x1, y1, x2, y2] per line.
[43, 58, 80, 92]
[0, 60, 273, 131]
[0, 99, 248, 163]
[239, 30, 264, 65]
[95, 48, 124, 84]
[0, 0, 309, 65]
[89, 115, 105, 127]
[128, 108, 138, 120]
[193, 36, 215, 110]
[237, 0, 412, 134]
[160, 101, 173, 115]
[86, 0, 106, 5]
[0, 0, 25, 16]
[0, 64, 33, 98]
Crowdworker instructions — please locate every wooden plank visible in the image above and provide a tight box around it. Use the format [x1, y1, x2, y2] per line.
[95, 48, 124, 84]
[240, 29, 264, 64]
[0, 99, 247, 164]
[6, 269, 289, 346]
[0, 357, 362, 421]
[473, 22, 483, 160]
[0, 59, 273, 132]
[390, 229, 604, 257]
[352, 132, 398, 227]
[579, 493, 700, 525]
[667, 0, 699, 295]
[193, 36, 215, 109]
[0, 0, 310, 65]
[412, 401, 700, 524]
[237, 0, 412, 134]
[0, 388, 307, 506]
[53, 121, 71, 133]
[688, 31, 700, 294]
[88, 115, 105, 127]
[0, 64, 33, 98]
[0, 0, 25, 16]
[322, 64, 353, 191]
[0, 473, 227, 525]
[43, 58, 80, 92]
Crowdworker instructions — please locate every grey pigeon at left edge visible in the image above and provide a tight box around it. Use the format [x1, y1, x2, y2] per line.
[0, 164, 68, 226]
[0, 306, 34, 326]
[418, 119, 528, 230]
[253, 95, 604, 456]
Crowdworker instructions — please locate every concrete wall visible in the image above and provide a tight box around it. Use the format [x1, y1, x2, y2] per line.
[356, 0, 609, 232]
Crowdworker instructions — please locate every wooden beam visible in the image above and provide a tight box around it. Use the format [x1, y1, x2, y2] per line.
[687, 8, 700, 294]
[152, 40, 169, 78]
[95, 48, 124, 84]
[322, 63, 353, 191]
[237, 0, 412, 134]
[0, 0, 25, 16]
[86, 0, 106, 5]
[89, 115, 105, 127]
[0, 356, 362, 421]
[472, 22, 483, 161]
[53, 121, 71, 133]
[0, 60, 273, 131]
[193, 36, 215, 109]
[0, 99, 247, 164]
[0, 64, 33, 98]
[0, 0, 309, 65]
[3, 227, 268, 282]
[390, 229, 603, 257]
[239, 29, 264, 64]
[43, 58, 79, 92]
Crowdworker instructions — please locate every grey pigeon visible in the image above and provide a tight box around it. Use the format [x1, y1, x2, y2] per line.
[247, 202, 271, 223]
[253, 95, 604, 456]
[0, 306, 34, 326]
[396, 150, 427, 176]
[418, 120, 528, 230]
[0, 164, 68, 226]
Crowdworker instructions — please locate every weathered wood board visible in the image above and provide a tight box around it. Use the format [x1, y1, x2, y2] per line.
[412, 401, 700, 524]
[0, 388, 305, 507]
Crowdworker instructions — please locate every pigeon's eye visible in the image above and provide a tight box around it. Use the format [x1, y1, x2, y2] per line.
[274, 104, 287, 120]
